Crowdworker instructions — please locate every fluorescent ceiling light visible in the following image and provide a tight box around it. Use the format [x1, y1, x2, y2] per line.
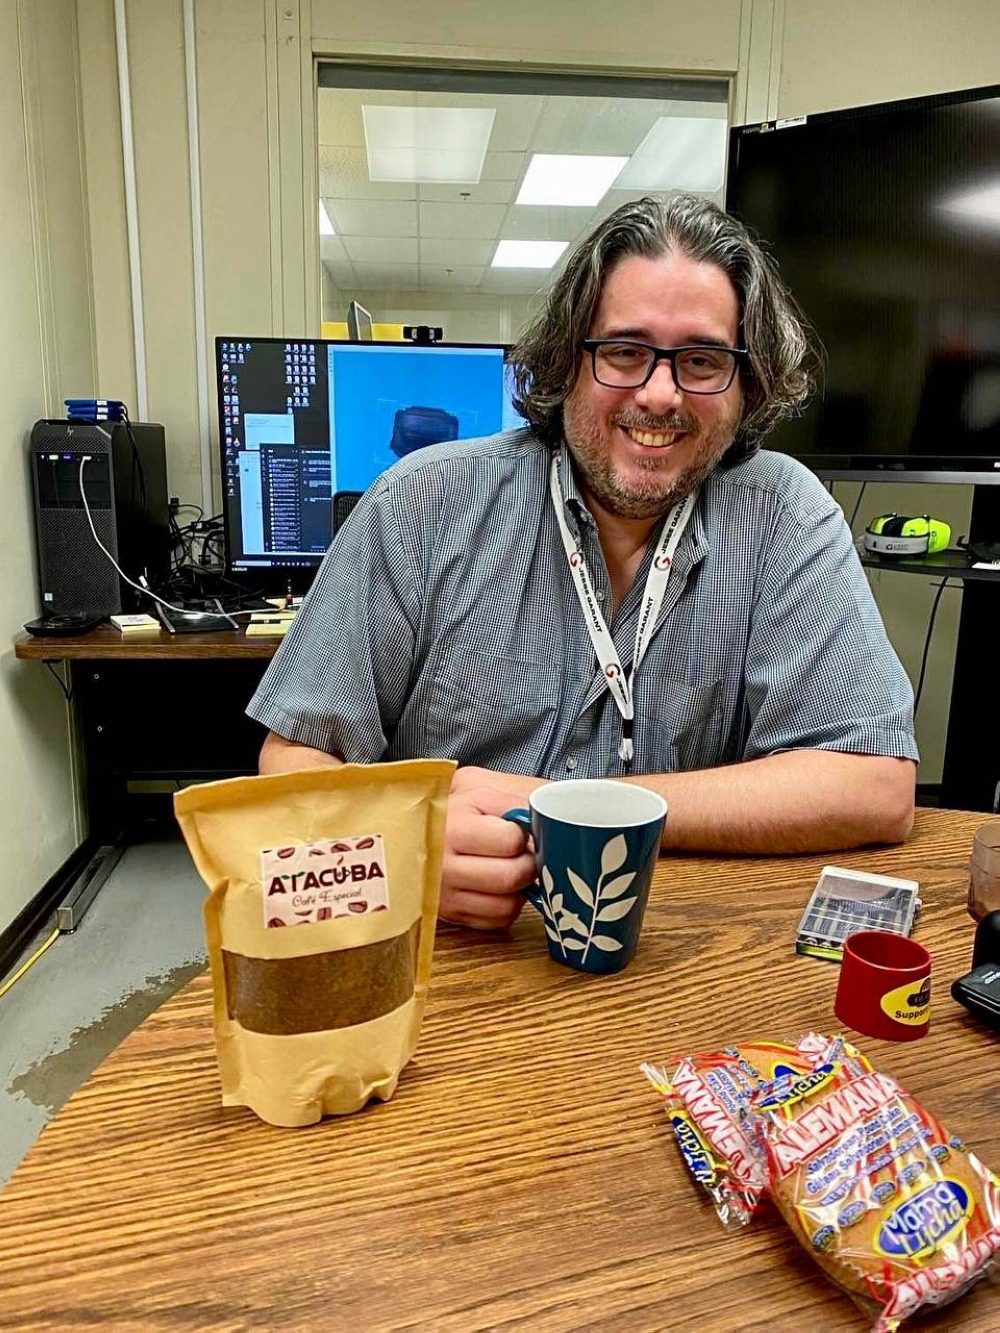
[937, 180, 1000, 232]
[319, 200, 335, 235]
[491, 239, 568, 269]
[614, 116, 727, 193]
[516, 154, 628, 207]
[362, 105, 495, 184]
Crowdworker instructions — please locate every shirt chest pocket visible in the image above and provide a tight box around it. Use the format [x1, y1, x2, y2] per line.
[638, 676, 722, 772]
[424, 644, 560, 768]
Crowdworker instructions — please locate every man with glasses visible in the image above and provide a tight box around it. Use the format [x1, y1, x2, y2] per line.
[251, 194, 917, 931]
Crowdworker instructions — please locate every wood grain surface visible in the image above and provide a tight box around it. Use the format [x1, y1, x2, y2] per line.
[14, 628, 281, 661]
[2, 809, 999, 1332]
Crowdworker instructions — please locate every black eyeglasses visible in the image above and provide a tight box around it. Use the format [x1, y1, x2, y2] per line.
[582, 339, 747, 394]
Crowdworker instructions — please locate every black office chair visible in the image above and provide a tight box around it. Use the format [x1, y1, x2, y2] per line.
[332, 491, 363, 536]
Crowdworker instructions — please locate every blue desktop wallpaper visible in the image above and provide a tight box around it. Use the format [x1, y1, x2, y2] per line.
[328, 344, 522, 492]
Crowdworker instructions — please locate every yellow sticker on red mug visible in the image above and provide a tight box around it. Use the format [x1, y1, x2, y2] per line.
[879, 975, 931, 1026]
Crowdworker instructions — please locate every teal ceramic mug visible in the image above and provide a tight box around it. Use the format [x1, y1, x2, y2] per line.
[504, 779, 667, 975]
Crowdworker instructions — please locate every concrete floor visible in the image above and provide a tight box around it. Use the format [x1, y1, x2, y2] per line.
[0, 835, 207, 1189]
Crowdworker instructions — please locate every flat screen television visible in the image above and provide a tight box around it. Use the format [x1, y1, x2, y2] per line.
[216, 337, 525, 588]
[726, 84, 1000, 484]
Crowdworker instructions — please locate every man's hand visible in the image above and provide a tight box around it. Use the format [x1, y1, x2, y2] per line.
[440, 779, 538, 931]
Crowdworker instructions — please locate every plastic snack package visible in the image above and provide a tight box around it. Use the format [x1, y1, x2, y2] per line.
[174, 760, 455, 1127]
[641, 1034, 836, 1228]
[754, 1035, 1000, 1331]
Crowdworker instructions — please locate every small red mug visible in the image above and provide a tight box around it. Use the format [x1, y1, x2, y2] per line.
[834, 930, 931, 1041]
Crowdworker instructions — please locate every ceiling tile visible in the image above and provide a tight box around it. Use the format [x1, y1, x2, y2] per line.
[362, 105, 496, 184]
[503, 207, 591, 241]
[323, 260, 357, 289]
[351, 262, 422, 291]
[329, 199, 418, 237]
[318, 87, 415, 147]
[407, 88, 544, 151]
[484, 96, 546, 152]
[320, 235, 348, 262]
[319, 147, 416, 201]
[532, 97, 661, 156]
[419, 201, 507, 239]
[343, 235, 419, 263]
[418, 265, 486, 291]
[417, 179, 514, 205]
[318, 84, 729, 311]
[480, 151, 525, 182]
[615, 116, 728, 193]
[479, 268, 554, 296]
[419, 237, 494, 266]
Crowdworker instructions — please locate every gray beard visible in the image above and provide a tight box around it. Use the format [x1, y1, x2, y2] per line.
[571, 448, 720, 519]
[561, 387, 740, 518]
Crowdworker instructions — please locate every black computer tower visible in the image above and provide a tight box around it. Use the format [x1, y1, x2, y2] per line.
[30, 419, 170, 617]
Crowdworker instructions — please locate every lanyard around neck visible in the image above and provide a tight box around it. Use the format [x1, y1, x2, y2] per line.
[550, 451, 696, 765]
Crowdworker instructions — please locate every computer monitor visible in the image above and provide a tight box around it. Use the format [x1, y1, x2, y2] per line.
[346, 300, 373, 341]
[216, 337, 525, 588]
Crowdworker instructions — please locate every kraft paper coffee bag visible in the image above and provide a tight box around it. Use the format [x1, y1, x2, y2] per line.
[174, 759, 455, 1127]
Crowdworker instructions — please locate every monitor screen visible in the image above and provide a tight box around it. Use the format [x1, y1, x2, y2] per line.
[216, 338, 525, 575]
[726, 85, 1000, 482]
[346, 300, 373, 341]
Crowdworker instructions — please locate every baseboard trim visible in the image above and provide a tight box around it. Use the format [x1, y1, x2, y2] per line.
[0, 837, 98, 983]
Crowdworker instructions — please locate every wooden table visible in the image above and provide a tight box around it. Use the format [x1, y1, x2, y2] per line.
[2, 809, 998, 1332]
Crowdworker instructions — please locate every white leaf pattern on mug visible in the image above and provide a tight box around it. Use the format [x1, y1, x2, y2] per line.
[558, 909, 587, 935]
[596, 897, 638, 923]
[567, 868, 594, 907]
[540, 865, 565, 956]
[544, 833, 643, 967]
[599, 872, 635, 901]
[581, 833, 639, 965]
[601, 834, 628, 877]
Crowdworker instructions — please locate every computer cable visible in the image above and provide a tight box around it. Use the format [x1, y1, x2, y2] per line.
[0, 925, 60, 1001]
[848, 482, 867, 530]
[77, 456, 232, 623]
[913, 577, 953, 716]
[44, 661, 73, 702]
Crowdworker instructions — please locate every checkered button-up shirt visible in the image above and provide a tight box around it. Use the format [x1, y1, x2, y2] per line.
[247, 428, 918, 779]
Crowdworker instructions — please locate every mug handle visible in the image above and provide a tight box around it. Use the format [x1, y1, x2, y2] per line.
[502, 809, 543, 911]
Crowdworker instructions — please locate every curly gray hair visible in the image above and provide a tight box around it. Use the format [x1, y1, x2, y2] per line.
[509, 193, 818, 464]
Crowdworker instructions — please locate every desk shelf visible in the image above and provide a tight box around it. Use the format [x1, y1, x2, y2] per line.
[14, 626, 281, 660]
[860, 549, 1000, 582]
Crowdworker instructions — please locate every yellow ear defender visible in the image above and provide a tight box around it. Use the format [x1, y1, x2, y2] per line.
[863, 513, 951, 559]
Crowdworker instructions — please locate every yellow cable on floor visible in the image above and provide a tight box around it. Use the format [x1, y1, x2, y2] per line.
[0, 926, 60, 1000]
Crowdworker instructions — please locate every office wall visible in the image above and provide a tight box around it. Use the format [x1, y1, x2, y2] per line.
[775, 0, 1000, 120]
[0, 0, 94, 935]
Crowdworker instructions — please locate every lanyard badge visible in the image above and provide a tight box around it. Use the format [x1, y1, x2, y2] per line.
[549, 452, 696, 765]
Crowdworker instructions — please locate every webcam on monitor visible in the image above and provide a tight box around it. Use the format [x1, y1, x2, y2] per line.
[403, 325, 444, 345]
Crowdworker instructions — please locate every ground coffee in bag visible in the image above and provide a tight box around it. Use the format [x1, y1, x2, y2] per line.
[174, 759, 454, 1127]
